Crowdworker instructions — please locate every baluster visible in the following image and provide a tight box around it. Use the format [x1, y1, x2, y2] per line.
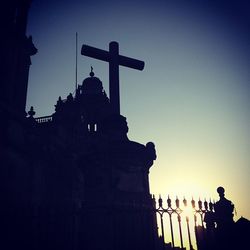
[183, 197, 193, 250]
[167, 196, 175, 248]
[177, 214, 184, 249]
[198, 198, 205, 229]
[194, 213, 197, 227]
[158, 195, 165, 250]
[186, 215, 193, 250]
[160, 212, 165, 249]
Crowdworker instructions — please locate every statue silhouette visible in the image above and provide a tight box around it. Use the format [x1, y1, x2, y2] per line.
[214, 186, 234, 229]
[214, 186, 235, 250]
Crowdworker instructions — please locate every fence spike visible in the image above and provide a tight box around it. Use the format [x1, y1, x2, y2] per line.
[175, 197, 180, 208]
[204, 199, 208, 210]
[209, 199, 213, 211]
[191, 197, 195, 208]
[152, 195, 156, 207]
[198, 199, 202, 210]
[183, 197, 187, 207]
[167, 195, 171, 207]
[158, 195, 163, 207]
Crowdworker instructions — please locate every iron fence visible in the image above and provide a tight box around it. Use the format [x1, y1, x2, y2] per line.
[153, 195, 215, 250]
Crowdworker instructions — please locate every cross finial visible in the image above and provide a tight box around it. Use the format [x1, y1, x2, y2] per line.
[90, 66, 94, 77]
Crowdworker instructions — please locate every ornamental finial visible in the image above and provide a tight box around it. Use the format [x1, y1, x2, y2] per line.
[90, 66, 94, 77]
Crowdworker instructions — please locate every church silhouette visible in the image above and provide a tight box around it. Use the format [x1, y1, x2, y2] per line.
[2, 2, 250, 250]
[1, 1, 158, 250]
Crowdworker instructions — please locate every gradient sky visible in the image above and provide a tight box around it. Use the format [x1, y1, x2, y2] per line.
[26, 0, 250, 231]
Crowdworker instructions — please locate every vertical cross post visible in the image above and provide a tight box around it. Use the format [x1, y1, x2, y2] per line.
[109, 42, 120, 114]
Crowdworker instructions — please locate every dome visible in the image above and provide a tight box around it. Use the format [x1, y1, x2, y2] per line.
[81, 68, 103, 94]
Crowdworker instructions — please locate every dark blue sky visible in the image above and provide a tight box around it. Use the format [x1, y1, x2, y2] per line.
[27, 0, 250, 226]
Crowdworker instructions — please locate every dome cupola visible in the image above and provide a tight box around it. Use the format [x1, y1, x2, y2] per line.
[81, 67, 103, 94]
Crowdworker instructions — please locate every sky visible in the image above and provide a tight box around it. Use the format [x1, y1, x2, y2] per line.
[26, 0, 250, 243]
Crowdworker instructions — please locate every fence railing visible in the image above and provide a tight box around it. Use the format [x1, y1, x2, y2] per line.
[35, 115, 53, 123]
[153, 195, 214, 250]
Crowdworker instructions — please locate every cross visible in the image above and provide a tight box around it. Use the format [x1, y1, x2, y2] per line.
[81, 41, 144, 115]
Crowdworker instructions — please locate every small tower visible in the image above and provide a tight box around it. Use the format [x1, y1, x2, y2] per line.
[52, 68, 111, 134]
[79, 68, 111, 132]
[2, 0, 37, 119]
